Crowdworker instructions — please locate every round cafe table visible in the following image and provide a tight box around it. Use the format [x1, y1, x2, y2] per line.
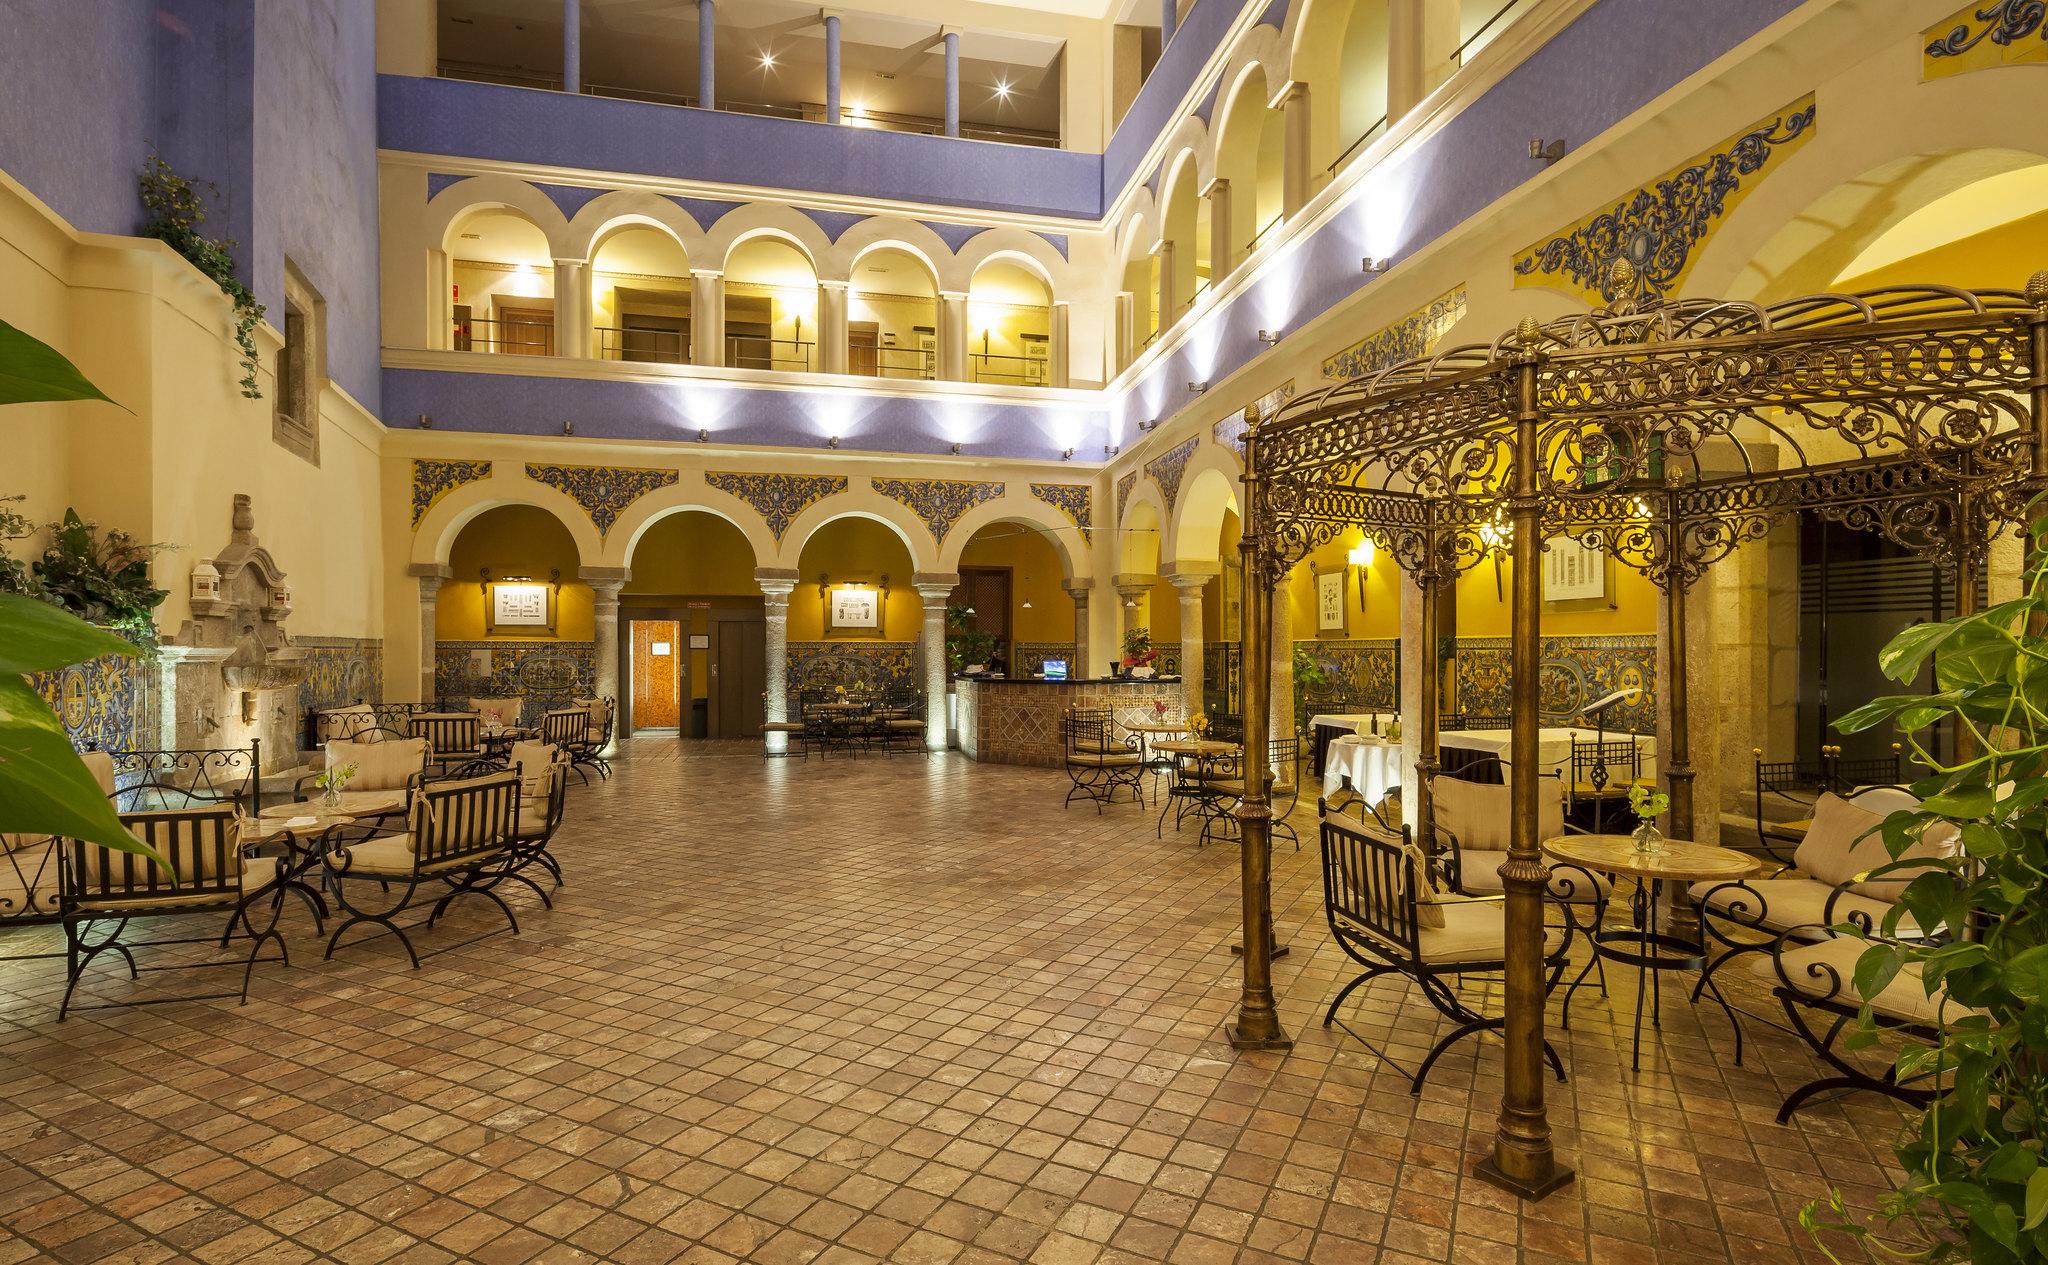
[1541, 834, 1761, 1073]
[238, 806, 361, 928]
[1124, 719, 1189, 805]
[1151, 739, 1239, 837]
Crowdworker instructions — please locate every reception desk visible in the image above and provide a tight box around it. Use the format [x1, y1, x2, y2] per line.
[953, 676, 1183, 767]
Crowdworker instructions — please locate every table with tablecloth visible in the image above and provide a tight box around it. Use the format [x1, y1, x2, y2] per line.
[1308, 712, 1397, 776]
[1320, 734, 1404, 804]
[1438, 727, 1657, 782]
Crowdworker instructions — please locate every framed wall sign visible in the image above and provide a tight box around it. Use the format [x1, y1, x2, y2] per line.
[1543, 536, 1607, 602]
[1316, 569, 1347, 633]
[486, 581, 557, 635]
[824, 583, 884, 636]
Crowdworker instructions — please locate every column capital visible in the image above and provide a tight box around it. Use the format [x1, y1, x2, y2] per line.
[691, 267, 724, 280]
[1164, 561, 1223, 589]
[818, 278, 850, 292]
[938, 290, 969, 303]
[551, 256, 590, 269]
[407, 562, 453, 581]
[1111, 572, 1155, 596]
[1061, 576, 1095, 596]
[1269, 79, 1308, 110]
[1200, 175, 1230, 200]
[579, 565, 630, 592]
[912, 571, 961, 600]
[755, 565, 801, 598]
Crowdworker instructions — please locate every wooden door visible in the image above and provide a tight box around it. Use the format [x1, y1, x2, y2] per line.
[630, 620, 682, 729]
[952, 567, 1013, 674]
[707, 612, 766, 738]
[499, 304, 555, 355]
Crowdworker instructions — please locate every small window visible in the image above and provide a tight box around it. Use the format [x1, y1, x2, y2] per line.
[274, 260, 325, 464]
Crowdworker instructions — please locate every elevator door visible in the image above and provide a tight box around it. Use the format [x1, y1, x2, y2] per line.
[708, 613, 766, 739]
[631, 620, 682, 730]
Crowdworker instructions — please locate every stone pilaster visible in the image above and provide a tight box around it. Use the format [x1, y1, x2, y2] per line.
[582, 567, 630, 723]
[819, 281, 850, 375]
[1063, 577, 1094, 678]
[552, 258, 589, 358]
[756, 567, 799, 751]
[1278, 81, 1311, 215]
[1203, 177, 1233, 279]
[914, 572, 961, 749]
[1166, 562, 1221, 723]
[691, 270, 725, 367]
[1112, 573, 1154, 656]
[407, 562, 451, 704]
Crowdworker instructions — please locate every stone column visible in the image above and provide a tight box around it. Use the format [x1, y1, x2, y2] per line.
[819, 281, 850, 374]
[1154, 241, 1177, 331]
[1113, 292, 1135, 373]
[1386, 0, 1425, 120]
[1278, 81, 1311, 215]
[692, 270, 725, 366]
[563, 0, 581, 93]
[1063, 577, 1093, 677]
[552, 259, 590, 358]
[407, 563, 451, 704]
[756, 567, 799, 751]
[823, 12, 843, 123]
[697, 0, 716, 109]
[938, 292, 969, 382]
[914, 573, 961, 749]
[1049, 302, 1071, 387]
[943, 29, 961, 137]
[1203, 177, 1233, 280]
[1166, 563, 1221, 723]
[583, 567, 629, 725]
[1112, 573, 1153, 658]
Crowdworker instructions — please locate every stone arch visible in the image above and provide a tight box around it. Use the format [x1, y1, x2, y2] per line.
[410, 472, 604, 572]
[566, 190, 711, 264]
[1119, 483, 1169, 574]
[1210, 43, 1288, 265]
[825, 218, 955, 289]
[706, 204, 836, 271]
[937, 494, 1081, 579]
[603, 480, 779, 571]
[774, 488, 939, 574]
[425, 175, 574, 259]
[946, 229, 1070, 299]
[1169, 450, 1245, 564]
[1284, 0, 1390, 180]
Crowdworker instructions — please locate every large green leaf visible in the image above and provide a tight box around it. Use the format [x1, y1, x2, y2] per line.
[0, 676, 156, 859]
[0, 593, 138, 675]
[0, 317, 120, 408]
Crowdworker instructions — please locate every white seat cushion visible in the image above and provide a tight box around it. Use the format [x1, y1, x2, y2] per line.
[1458, 850, 1611, 904]
[329, 834, 417, 877]
[1069, 752, 1142, 768]
[1758, 937, 1963, 1028]
[329, 738, 426, 792]
[1691, 877, 1921, 938]
[1411, 899, 1567, 966]
[327, 789, 409, 818]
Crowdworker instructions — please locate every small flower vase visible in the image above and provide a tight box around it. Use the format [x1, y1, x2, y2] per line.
[1631, 819, 1663, 855]
[320, 783, 343, 812]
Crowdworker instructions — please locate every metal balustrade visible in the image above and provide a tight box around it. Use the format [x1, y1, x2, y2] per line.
[453, 317, 553, 356]
[595, 325, 690, 365]
[726, 336, 814, 373]
[969, 352, 1047, 387]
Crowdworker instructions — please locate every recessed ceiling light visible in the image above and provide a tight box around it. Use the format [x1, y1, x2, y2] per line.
[758, 50, 777, 69]
[993, 79, 1012, 99]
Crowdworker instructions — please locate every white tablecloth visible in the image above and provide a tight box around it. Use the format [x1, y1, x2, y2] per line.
[1309, 712, 1396, 737]
[1322, 734, 1404, 802]
[1439, 727, 1658, 778]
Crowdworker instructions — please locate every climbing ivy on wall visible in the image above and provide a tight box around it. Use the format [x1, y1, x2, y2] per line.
[137, 155, 265, 399]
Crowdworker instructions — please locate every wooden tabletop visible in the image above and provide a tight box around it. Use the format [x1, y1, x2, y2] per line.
[1125, 721, 1189, 734]
[1153, 739, 1239, 756]
[1542, 834, 1762, 882]
[240, 808, 359, 842]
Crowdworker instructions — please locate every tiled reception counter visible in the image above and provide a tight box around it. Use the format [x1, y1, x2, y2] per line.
[954, 676, 1185, 767]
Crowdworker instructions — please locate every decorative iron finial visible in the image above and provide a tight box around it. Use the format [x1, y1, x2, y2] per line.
[2028, 270, 2048, 305]
[1244, 401, 1262, 426]
[1610, 257, 1637, 295]
[1517, 316, 1541, 347]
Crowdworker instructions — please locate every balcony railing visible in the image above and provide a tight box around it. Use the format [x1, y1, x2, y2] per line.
[969, 352, 1047, 387]
[596, 326, 690, 365]
[727, 336, 814, 373]
[858, 346, 935, 380]
[454, 317, 553, 356]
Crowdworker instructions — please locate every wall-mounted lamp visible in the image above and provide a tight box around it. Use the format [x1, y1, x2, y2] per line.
[1257, 330, 1282, 346]
[1347, 540, 1375, 607]
[1530, 137, 1567, 165]
[1103, 444, 1121, 457]
[950, 442, 963, 455]
[1061, 447, 1076, 461]
[697, 428, 710, 442]
[189, 561, 221, 605]
[1187, 381, 1208, 394]
[417, 414, 434, 429]
[1137, 419, 1159, 432]
[562, 419, 576, 435]
[826, 435, 840, 449]
[1361, 257, 1389, 274]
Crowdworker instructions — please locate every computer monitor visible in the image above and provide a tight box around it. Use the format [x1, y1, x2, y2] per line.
[1041, 659, 1068, 680]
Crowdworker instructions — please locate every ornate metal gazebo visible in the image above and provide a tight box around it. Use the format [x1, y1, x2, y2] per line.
[1226, 264, 2048, 1198]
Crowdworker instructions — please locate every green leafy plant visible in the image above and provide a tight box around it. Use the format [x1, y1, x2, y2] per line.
[0, 318, 153, 860]
[944, 604, 996, 672]
[1293, 644, 1331, 693]
[29, 509, 168, 646]
[1800, 514, 2048, 1264]
[0, 494, 37, 597]
[1627, 782, 1669, 821]
[1121, 626, 1159, 669]
[138, 155, 264, 398]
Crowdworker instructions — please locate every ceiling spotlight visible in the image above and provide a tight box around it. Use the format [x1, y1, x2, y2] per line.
[1188, 381, 1208, 394]
[697, 428, 710, 442]
[826, 435, 839, 449]
[1362, 257, 1389, 274]
[758, 50, 777, 70]
[1061, 447, 1076, 461]
[1137, 419, 1158, 432]
[1257, 330, 1281, 345]
[417, 414, 433, 429]
[1104, 444, 1121, 457]
[993, 78, 1012, 100]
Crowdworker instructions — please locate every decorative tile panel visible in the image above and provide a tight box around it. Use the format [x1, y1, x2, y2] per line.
[411, 458, 492, 527]
[1214, 382, 1297, 456]
[1145, 438, 1199, 515]
[786, 642, 916, 697]
[296, 637, 383, 717]
[1294, 638, 1401, 714]
[1513, 96, 1816, 306]
[1116, 471, 1138, 525]
[1322, 290, 1467, 381]
[1924, 0, 2047, 77]
[707, 472, 849, 543]
[1028, 484, 1093, 545]
[525, 463, 678, 538]
[30, 628, 149, 754]
[1454, 634, 1656, 733]
[435, 640, 596, 723]
[1013, 642, 1077, 676]
[871, 478, 1004, 546]
[955, 678, 1184, 767]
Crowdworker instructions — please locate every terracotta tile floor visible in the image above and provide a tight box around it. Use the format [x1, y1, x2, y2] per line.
[0, 741, 1911, 1263]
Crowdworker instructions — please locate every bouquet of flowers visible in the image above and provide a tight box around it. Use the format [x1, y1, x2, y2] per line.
[1120, 627, 1160, 671]
[314, 761, 358, 810]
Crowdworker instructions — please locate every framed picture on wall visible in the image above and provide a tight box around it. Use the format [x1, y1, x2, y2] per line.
[486, 581, 557, 635]
[1543, 536, 1606, 602]
[823, 581, 886, 637]
[1316, 569, 1347, 633]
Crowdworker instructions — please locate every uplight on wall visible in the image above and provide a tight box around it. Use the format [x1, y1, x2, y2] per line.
[1347, 540, 1375, 607]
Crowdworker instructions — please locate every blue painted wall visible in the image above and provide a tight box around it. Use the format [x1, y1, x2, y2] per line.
[0, 0, 380, 410]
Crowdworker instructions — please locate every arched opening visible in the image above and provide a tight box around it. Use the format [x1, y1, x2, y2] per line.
[848, 246, 938, 380]
[1118, 497, 1174, 664]
[1158, 156, 1201, 331]
[1334, 0, 1391, 172]
[788, 517, 922, 698]
[966, 260, 1053, 386]
[950, 521, 1072, 675]
[725, 235, 819, 373]
[1120, 236, 1159, 363]
[619, 510, 762, 739]
[591, 224, 692, 365]
[1213, 65, 1287, 268]
[447, 209, 556, 356]
[438, 504, 592, 715]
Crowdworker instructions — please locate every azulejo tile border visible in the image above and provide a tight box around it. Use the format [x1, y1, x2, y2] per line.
[1513, 95, 1816, 306]
[786, 641, 916, 696]
[525, 464, 679, 538]
[411, 458, 492, 527]
[1923, 0, 2047, 78]
[1213, 381, 1295, 455]
[30, 627, 150, 754]
[706, 472, 849, 543]
[434, 640, 596, 723]
[1322, 289, 1467, 381]
[1457, 633, 1656, 732]
[1145, 437, 1199, 516]
[870, 477, 1004, 546]
[1028, 483, 1092, 545]
[1115, 470, 1138, 526]
[295, 637, 384, 717]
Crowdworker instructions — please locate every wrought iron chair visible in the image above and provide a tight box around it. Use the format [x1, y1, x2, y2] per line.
[1, 751, 113, 964]
[760, 689, 813, 759]
[1565, 735, 1645, 835]
[56, 806, 287, 1019]
[408, 712, 488, 777]
[566, 696, 615, 779]
[1318, 801, 1572, 1094]
[470, 696, 524, 729]
[1062, 709, 1143, 813]
[501, 740, 570, 899]
[1751, 747, 1828, 865]
[876, 687, 930, 755]
[1196, 737, 1303, 848]
[102, 742, 263, 813]
[293, 738, 426, 829]
[1439, 712, 1512, 731]
[322, 771, 523, 969]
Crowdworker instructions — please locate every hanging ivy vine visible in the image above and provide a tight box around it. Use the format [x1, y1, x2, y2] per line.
[137, 156, 265, 398]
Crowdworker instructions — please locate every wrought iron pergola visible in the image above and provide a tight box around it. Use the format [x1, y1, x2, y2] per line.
[1226, 264, 2048, 1199]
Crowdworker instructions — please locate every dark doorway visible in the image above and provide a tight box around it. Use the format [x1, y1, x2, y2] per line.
[952, 567, 1013, 673]
[708, 610, 766, 738]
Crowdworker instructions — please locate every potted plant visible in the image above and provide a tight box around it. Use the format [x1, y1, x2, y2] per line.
[944, 604, 996, 674]
[1802, 519, 2048, 1264]
[1122, 627, 1161, 679]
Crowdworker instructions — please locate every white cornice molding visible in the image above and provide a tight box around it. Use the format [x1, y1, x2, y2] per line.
[383, 427, 1111, 475]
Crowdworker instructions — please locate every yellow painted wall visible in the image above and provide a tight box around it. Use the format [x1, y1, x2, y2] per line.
[1286, 528, 1403, 640]
[957, 525, 1073, 642]
[452, 260, 555, 322]
[624, 512, 760, 595]
[789, 517, 922, 641]
[437, 505, 594, 642]
[1835, 205, 2048, 292]
[1450, 551, 1657, 636]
